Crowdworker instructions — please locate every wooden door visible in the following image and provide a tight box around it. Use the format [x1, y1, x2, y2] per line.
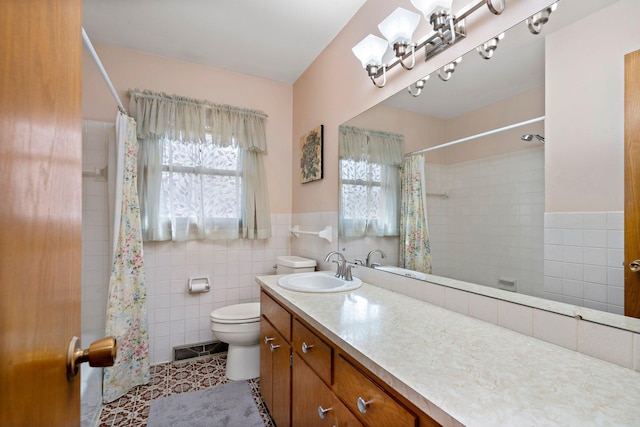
[0, 1, 82, 426]
[625, 49, 640, 318]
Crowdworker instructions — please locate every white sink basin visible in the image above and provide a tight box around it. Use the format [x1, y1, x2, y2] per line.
[278, 271, 362, 293]
[374, 266, 428, 280]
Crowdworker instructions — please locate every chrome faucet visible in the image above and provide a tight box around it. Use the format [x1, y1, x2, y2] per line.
[365, 249, 386, 268]
[324, 251, 346, 278]
[324, 251, 357, 280]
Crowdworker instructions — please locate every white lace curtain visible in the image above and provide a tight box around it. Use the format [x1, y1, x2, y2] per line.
[130, 90, 271, 241]
[339, 125, 403, 237]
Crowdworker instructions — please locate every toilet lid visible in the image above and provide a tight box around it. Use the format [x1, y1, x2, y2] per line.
[210, 302, 261, 323]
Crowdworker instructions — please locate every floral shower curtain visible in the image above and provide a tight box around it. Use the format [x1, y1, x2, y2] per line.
[400, 154, 432, 274]
[103, 112, 150, 403]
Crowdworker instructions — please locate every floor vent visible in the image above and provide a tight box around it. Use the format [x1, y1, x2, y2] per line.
[173, 341, 228, 362]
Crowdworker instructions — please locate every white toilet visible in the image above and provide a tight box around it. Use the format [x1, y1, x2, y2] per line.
[210, 302, 261, 381]
[275, 255, 316, 274]
[211, 256, 316, 380]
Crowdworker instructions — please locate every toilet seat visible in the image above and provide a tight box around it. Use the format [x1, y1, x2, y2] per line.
[210, 302, 260, 324]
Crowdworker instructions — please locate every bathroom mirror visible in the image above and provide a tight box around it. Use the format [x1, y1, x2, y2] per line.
[339, 0, 637, 322]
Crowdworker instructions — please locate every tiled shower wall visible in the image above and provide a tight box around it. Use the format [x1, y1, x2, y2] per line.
[82, 120, 293, 364]
[82, 120, 112, 340]
[425, 147, 545, 297]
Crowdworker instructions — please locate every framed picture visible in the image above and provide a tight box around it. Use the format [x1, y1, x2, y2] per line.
[300, 125, 323, 183]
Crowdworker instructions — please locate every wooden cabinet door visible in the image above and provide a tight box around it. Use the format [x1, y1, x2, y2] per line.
[260, 317, 291, 427]
[260, 317, 275, 412]
[293, 353, 363, 427]
[293, 353, 336, 427]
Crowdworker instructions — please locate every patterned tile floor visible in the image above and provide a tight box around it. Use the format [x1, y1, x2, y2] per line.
[97, 353, 275, 427]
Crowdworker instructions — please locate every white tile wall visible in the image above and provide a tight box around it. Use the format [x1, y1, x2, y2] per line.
[81, 120, 113, 340]
[425, 147, 545, 298]
[145, 213, 292, 363]
[543, 212, 624, 314]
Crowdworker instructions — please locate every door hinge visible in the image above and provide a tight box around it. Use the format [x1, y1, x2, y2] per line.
[290, 353, 293, 367]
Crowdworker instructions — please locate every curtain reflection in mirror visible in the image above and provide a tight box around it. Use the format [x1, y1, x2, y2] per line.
[338, 126, 403, 238]
[400, 154, 432, 274]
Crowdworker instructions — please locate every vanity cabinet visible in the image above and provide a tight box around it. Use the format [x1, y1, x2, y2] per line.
[260, 288, 441, 427]
[260, 292, 292, 427]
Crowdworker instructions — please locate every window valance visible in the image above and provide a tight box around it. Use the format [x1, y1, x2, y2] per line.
[129, 89, 268, 152]
[339, 125, 404, 166]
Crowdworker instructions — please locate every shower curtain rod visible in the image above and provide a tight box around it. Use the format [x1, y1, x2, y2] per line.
[82, 27, 128, 115]
[407, 116, 545, 156]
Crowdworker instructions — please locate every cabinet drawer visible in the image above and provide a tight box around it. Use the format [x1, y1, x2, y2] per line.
[293, 319, 332, 385]
[335, 355, 416, 427]
[261, 290, 291, 341]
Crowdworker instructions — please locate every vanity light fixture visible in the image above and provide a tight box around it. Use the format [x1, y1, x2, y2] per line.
[407, 75, 430, 97]
[378, 7, 421, 70]
[527, 2, 558, 35]
[437, 57, 462, 81]
[476, 32, 505, 59]
[352, 0, 506, 88]
[410, 0, 455, 42]
[352, 34, 390, 88]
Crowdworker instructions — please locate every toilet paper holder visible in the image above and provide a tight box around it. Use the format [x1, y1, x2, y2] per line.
[188, 276, 210, 293]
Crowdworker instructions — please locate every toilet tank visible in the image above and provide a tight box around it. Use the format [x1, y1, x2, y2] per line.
[276, 256, 316, 274]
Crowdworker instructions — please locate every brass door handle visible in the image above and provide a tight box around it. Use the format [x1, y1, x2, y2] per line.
[66, 336, 117, 381]
[630, 260, 640, 273]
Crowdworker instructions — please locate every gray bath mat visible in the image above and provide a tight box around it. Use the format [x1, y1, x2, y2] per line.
[148, 381, 264, 427]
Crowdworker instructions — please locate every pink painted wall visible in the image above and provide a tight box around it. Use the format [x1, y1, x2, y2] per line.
[292, 0, 552, 214]
[546, 0, 640, 212]
[82, 43, 293, 213]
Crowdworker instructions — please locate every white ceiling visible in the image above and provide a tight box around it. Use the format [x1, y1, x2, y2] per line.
[82, 0, 367, 84]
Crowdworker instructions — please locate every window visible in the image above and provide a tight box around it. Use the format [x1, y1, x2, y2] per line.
[338, 126, 403, 237]
[131, 90, 272, 242]
[340, 158, 382, 234]
[158, 136, 242, 240]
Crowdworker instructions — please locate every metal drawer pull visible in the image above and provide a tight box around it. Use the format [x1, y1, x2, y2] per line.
[357, 397, 372, 414]
[302, 342, 314, 353]
[270, 343, 280, 352]
[264, 336, 274, 344]
[317, 405, 333, 419]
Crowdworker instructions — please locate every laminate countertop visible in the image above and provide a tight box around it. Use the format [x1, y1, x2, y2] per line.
[257, 274, 640, 427]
